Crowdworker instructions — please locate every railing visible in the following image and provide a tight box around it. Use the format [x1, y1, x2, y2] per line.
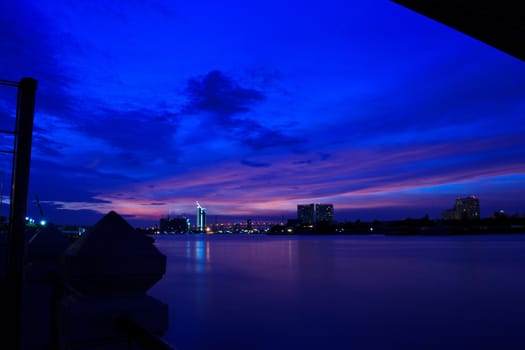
[0, 77, 37, 350]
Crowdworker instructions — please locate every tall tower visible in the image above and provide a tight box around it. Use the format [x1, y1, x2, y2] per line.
[454, 196, 480, 220]
[315, 203, 334, 224]
[196, 201, 207, 232]
[297, 204, 315, 226]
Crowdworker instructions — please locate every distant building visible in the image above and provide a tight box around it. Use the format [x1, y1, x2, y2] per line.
[442, 196, 480, 220]
[297, 204, 315, 226]
[160, 216, 190, 233]
[298, 203, 334, 226]
[285, 218, 299, 228]
[196, 201, 207, 232]
[441, 209, 456, 221]
[233, 222, 241, 233]
[455, 196, 480, 220]
[315, 203, 334, 224]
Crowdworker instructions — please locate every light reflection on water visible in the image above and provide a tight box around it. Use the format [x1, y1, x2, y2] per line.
[185, 240, 211, 273]
[149, 234, 525, 350]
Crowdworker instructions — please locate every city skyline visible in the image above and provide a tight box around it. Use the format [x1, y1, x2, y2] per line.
[1, 1, 525, 226]
[154, 196, 509, 230]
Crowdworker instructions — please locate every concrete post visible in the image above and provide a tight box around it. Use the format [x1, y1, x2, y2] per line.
[23, 225, 71, 349]
[58, 211, 169, 349]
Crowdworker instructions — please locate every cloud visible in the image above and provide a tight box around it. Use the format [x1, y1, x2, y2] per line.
[293, 160, 312, 165]
[74, 132, 525, 224]
[32, 131, 66, 158]
[29, 159, 120, 204]
[183, 70, 265, 117]
[0, 1, 81, 117]
[80, 108, 179, 163]
[29, 104, 183, 185]
[241, 159, 272, 168]
[180, 70, 307, 151]
[241, 124, 305, 151]
[312, 49, 525, 151]
[320, 153, 331, 161]
[3, 1, 524, 226]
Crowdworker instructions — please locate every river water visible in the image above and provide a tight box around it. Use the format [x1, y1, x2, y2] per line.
[148, 234, 525, 350]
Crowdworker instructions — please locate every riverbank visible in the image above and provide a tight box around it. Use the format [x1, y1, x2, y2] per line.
[267, 217, 525, 235]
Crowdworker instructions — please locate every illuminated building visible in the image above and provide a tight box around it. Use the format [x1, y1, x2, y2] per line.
[315, 203, 334, 224]
[442, 196, 480, 220]
[159, 216, 190, 233]
[455, 196, 480, 220]
[298, 203, 335, 226]
[297, 204, 315, 226]
[196, 201, 207, 232]
[233, 222, 241, 233]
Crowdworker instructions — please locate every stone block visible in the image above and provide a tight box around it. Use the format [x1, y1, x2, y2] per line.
[61, 211, 166, 296]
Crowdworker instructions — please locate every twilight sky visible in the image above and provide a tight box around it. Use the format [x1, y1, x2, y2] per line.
[1, 0, 525, 226]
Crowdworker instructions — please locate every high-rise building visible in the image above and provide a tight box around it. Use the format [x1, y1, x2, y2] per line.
[443, 196, 480, 220]
[297, 204, 315, 226]
[298, 203, 335, 226]
[315, 203, 334, 224]
[196, 201, 207, 232]
[160, 216, 190, 233]
[454, 196, 480, 220]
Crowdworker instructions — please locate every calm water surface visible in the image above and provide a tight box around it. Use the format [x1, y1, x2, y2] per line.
[148, 234, 525, 350]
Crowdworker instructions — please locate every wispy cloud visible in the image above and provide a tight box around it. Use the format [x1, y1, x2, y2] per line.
[65, 133, 525, 222]
[241, 160, 272, 168]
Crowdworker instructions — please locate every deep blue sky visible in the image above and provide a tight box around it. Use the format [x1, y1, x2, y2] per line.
[1, 0, 524, 226]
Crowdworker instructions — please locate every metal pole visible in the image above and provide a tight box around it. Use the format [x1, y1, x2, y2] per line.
[5, 77, 37, 349]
